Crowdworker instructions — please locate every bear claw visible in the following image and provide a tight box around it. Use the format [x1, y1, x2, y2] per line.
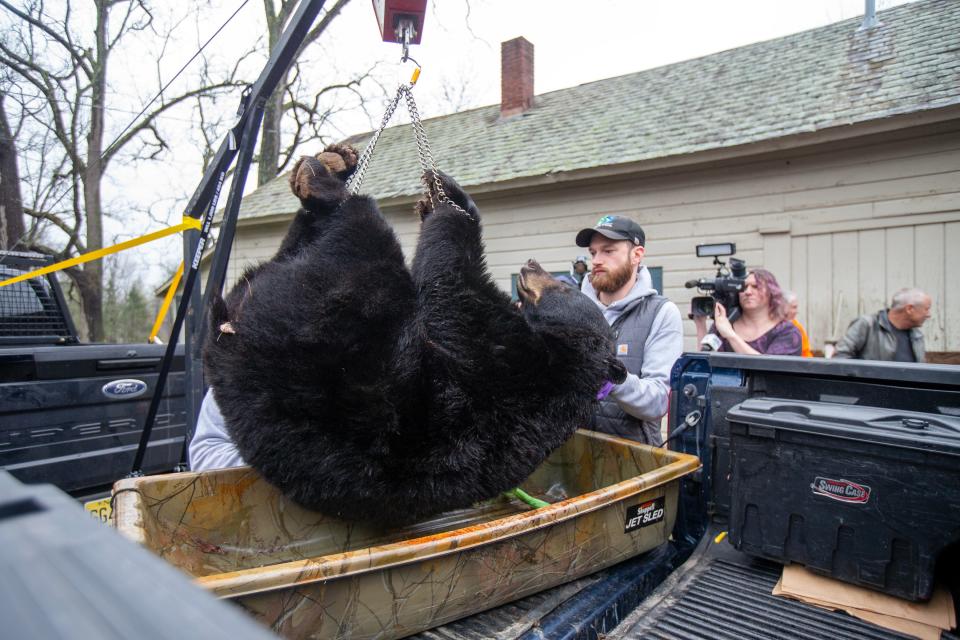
[414, 170, 476, 221]
[288, 144, 358, 203]
[319, 143, 358, 178]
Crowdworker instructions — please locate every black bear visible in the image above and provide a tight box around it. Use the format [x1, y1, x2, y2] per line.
[204, 143, 626, 526]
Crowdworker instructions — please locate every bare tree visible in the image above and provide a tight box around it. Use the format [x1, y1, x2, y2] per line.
[0, 91, 25, 248]
[430, 73, 480, 116]
[0, 0, 245, 340]
[257, 0, 390, 185]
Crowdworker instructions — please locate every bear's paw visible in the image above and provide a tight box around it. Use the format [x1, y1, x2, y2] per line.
[317, 143, 358, 179]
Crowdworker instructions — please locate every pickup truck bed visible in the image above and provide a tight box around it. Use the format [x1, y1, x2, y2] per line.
[408, 544, 678, 640]
[613, 529, 958, 640]
[410, 532, 957, 640]
[412, 354, 960, 640]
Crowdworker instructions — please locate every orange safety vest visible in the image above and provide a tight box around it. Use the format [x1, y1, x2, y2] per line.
[792, 318, 813, 358]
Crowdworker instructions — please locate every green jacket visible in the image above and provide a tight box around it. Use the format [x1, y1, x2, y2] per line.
[834, 309, 926, 363]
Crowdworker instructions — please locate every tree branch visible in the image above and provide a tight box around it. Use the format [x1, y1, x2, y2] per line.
[107, 0, 154, 50]
[0, 0, 93, 78]
[131, 122, 169, 162]
[294, 0, 352, 60]
[278, 0, 297, 28]
[23, 241, 88, 284]
[263, 0, 277, 25]
[23, 206, 85, 252]
[0, 46, 86, 172]
[101, 79, 244, 166]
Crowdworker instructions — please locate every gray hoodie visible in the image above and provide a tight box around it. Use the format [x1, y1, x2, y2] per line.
[581, 266, 684, 437]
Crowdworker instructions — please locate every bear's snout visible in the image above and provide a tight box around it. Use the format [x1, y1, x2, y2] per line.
[518, 260, 559, 304]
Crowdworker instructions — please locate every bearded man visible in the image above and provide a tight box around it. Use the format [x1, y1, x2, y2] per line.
[574, 216, 684, 445]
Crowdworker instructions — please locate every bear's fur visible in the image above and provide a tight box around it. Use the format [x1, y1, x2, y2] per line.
[204, 144, 626, 526]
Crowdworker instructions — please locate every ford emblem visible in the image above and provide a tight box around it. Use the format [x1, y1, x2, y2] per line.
[102, 379, 148, 399]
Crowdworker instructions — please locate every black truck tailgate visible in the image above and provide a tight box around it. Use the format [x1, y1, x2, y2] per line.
[0, 343, 186, 496]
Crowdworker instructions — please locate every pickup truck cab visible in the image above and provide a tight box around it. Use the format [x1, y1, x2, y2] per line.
[0, 251, 187, 500]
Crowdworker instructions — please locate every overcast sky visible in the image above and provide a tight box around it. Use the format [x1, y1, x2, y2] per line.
[91, 0, 918, 288]
[405, 0, 915, 110]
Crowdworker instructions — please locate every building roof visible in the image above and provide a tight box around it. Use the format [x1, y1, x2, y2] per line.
[237, 0, 960, 221]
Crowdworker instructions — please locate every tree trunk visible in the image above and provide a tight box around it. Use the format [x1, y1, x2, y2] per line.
[0, 93, 26, 250]
[74, 269, 102, 344]
[258, 85, 285, 186]
[82, 0, 110, 342]
[257, 5, 285, 186]
[256, 0, 353, 185]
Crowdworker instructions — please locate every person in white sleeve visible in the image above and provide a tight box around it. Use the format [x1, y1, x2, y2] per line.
[188, 390, 245, 471]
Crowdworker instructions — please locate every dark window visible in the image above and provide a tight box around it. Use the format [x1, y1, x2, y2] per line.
[648, 266, 663, 295]
[0, 268, 71, 338]
[0, 279, 45, 317]
[510, 272, 569, 301]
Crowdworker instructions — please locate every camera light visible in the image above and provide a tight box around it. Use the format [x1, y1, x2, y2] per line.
[696, 242, 736, 258]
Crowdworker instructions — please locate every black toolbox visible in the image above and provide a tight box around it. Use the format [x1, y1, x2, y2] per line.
[726, 397, 960, 601]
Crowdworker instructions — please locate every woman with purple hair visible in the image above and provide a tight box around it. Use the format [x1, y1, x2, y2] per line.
[694, 269, 802, 356]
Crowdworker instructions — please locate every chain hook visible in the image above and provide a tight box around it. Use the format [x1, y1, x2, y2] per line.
[394, 18, 421, 86]
[396, 18, 415, 63]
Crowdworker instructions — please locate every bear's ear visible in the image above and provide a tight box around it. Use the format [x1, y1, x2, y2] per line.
[209, 293, 229, 333]
[606, 355, 628, 385]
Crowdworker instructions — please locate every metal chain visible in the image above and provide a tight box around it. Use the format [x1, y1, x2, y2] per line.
[345, 82, 470, 218]
[402, 86, 433, 187]
[345, 87, 405, 195]
[402, 86, 470, 217]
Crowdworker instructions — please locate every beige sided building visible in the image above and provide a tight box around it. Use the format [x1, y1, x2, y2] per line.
[196, 1, 960, 359]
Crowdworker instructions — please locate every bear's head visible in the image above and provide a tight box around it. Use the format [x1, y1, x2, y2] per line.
[516, 259, 627, 386]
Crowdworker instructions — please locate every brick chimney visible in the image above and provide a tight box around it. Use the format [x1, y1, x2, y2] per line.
[500, 37, 534, 118]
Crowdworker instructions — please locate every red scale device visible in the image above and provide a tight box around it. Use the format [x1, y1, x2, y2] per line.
[372, 0, 427, 45]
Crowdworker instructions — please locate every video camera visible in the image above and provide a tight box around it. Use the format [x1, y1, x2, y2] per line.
[685, 242, 747, 323]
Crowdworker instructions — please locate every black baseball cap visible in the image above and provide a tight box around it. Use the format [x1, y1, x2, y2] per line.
[575, 215, 645, 247]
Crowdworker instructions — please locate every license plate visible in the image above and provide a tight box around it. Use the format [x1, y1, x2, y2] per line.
[84, 497, 112, 524]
